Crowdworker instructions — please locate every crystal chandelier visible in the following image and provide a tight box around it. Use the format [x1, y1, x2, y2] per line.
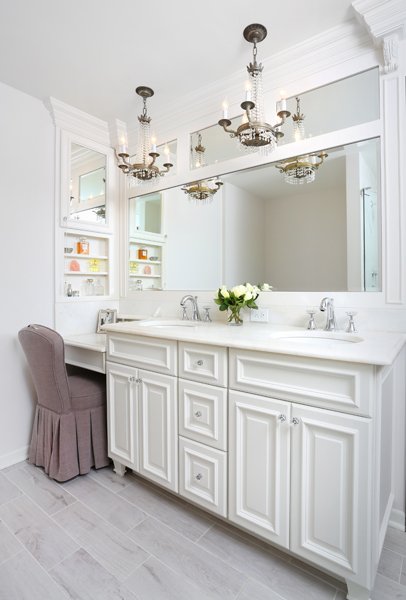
[117, 87, 172, 185]
[191, 132, 207, 168]
[292, 97, 305, 141]
[218, 24, 290, 155]
[181, 178, 223, 205]
[275, 152, 328, 185]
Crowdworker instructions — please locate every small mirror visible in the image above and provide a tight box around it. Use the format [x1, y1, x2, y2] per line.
[129, 192, 162, 234]
[70, 143, 107, 223]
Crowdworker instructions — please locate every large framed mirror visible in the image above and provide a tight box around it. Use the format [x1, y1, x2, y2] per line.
[128, 137, 380, 293]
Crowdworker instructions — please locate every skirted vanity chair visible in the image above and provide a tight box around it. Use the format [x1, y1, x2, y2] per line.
[18, 324, 110, 482]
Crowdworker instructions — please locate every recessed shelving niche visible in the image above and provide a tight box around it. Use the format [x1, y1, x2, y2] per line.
[63, 231, 110, 298]
[129, 239, 164, 290]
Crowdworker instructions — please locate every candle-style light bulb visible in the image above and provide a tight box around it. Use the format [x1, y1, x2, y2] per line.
[280, 88, 287, 111]
[151, 134, 157, 153]
[245, 80, 252, 102]
[222, 99, 228, 119]
[294, 129, 301, 142]
[164, 145, 170, 162]
[120, 135, 127, 153]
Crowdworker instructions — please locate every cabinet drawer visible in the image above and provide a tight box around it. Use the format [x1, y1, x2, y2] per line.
[107, 333, 177, 376]
[179, 379, 227, 451]
[230, 348, 373, 416]
[179, 342, 227, 387]
[179, 437, 227, 517]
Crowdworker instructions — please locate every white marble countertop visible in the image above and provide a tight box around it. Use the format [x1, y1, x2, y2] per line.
[64, 333, 106, 352]
[101, 319, 406, 366]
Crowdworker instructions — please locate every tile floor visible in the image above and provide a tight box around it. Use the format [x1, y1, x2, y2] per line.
[0, 460, 405, 600]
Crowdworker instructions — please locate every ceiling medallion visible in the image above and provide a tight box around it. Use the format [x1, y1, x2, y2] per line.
[218, 23, 290, 155]
[117, 87, 172, 185]
[181, 178, 223, 205]
[275, 152, 328, 185]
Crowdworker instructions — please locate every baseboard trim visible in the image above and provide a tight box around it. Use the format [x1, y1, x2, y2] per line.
[389, 508, 405, 532]
[0, 446, 30, 470]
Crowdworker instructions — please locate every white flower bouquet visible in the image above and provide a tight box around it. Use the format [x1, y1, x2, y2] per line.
[214, 283, 260, 325]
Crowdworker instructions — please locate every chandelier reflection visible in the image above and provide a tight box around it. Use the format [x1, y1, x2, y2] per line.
[191, 132, 207, 169]
[117, 87, 172, 185]
[292, 96, 305, 141]
[181, 178, 223, 205]
[276, 152, 328, 185]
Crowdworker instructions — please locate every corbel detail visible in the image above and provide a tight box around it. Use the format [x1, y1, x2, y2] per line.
[383, 33, 399, 73]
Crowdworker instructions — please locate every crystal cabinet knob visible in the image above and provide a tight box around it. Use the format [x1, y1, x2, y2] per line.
[292, 417, 300, 426]
[136, 378, 142, 384]
[196, 359, 204, 366]
[278, 414, 287, 422]
[194, 411, 202, 418]
[195, 473, 203, 481]
[129, 376, 136, 383]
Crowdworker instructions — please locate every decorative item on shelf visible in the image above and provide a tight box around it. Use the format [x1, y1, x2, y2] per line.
[181, 178, 223, 205]
[143, 265, 152, 274]
[149, 256, 159, 261]
[116, 87, 173, 185]
[292, 96, 305, 141]
[94, 276, 104, 296]
[129, 261, 139, 274]
[69, 260, 80, 271]
[85, 279, 94, 296]
[77, 237, 89, 254]
[96, 308, 117, 333]
[218, 24, 290, 155]
[93, 207, 106, 222]
[275, 151, 328, 185]
[191, 132, 207, 168]
[67, 284, 72, 297]
[214, 283, 260, 326]
[64, 247, 73, 254]
[89, 259, 100, 272]
[134, 279, 143, 291]
[137, 246, 148, 260]
[72, 290, 80, 297]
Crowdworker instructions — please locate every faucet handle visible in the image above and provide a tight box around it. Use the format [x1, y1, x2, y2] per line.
[203, 306, 212, 322]
[345, 311, 358, 333]
[306, 309, 317, 330]
[181, 306, 189, 320]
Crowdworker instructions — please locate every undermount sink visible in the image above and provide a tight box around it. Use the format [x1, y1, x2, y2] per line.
[271, 331, 364, 345]
[138, 320, 202, 328]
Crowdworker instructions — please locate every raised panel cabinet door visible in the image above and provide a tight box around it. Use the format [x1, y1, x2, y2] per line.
[229, 390, 290, 548]
[139, 369, 178, 492]
[290, 403, 371, 584]
[106, 361, 139, 472]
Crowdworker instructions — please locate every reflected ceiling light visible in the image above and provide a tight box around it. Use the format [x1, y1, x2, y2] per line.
[218, 24, 290, 155]
[117, 87, 173, 185]
[292, 96, 305, 141]
[192, 132, 207, 168]
[181, 178, 223, 205]
[275, 152, 328, 185]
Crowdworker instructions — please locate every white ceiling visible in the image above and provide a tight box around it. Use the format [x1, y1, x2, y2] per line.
[0, 0, 356, 123]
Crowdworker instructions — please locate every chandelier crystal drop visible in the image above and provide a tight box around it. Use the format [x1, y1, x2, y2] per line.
[292, 97, 305, 141]
[117, 87, 172, 185]
[275, 152, 328, 185]
[218, 24, 290, 155]
[181, 178, 223, 205]
[192, 132, 207, 168]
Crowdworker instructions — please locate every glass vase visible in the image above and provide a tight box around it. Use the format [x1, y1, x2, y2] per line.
[228, 306, 243, 326]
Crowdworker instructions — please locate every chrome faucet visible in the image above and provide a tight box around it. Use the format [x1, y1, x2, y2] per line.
[319, 297, 339, 331]
[180, 295, 201, 321]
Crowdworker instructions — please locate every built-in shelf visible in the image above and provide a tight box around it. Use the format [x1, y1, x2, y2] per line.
[64, 272, 109, 276]
[65, 253, 108, 260]
[129, 274, 161, 278]
[130, 259, 161, 265]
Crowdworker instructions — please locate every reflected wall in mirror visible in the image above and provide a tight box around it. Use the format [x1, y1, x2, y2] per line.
[190, 68, 379, 169]
[70, 143, 107, 223]
[129, 138, 380, 292]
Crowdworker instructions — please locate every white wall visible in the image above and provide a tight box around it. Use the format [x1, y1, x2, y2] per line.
[0, 82, 55, 467]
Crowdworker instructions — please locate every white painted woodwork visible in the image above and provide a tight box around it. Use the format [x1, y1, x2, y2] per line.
[138, 369, 178, 492]
[179, 436, 227, 517]
[179, 342, 228, 387]
[228, 390, 291, 549]
[290, 403, 371, 584]
[178, 379, 227, 451]
[229, 348, 374, 416]
[65, 345, 106, 374]
[107, 333, 177, 375]
[106, 361, 139, 472]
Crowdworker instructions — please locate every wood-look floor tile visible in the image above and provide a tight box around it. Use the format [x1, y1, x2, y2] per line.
[290, 557, 346, 591]
[371, 573, 406, 600]
[7, 464, 77, 515]
[0, 495, 79, 571]
[1, 459, 28, 474]
[119, 478, 213, 542]
[124, 556, 213, 600]
[399, 556, 406, 587]
[0, 550, 68, 600]
[383, 527, 406, 556]
[50, 548, 137, 599]
[63, 475, 147, 533]
[128, 472, 189, 506]
[0, 520, 22, 565]
[334, 591, 347, 600]
[236, 579, 284, 599]
[88, 466, 133, 494]
[53, 502, 149, 581]
[128, 517, 247, 600]
[197, 525, 336, 600]
[0, 472, 22, 505]
[377, 547, 402, 583]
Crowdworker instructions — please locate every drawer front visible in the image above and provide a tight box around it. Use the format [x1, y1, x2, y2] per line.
[229, 348, 373, 416]
[179, 379, 227, 451]
[179, 342, 227, 387]
[65, 345, 106, 374]
[179, 437, 227, 517]
[107, 333, 177, 376]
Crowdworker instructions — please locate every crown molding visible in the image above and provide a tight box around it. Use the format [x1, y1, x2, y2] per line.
[352, 0, 406, 43]
[44, 97, 110, 146]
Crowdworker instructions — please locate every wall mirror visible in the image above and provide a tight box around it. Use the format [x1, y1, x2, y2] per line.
[190, 68, 379, 169]
[128, 137, 380, 293]
[69, 143, 107, 223]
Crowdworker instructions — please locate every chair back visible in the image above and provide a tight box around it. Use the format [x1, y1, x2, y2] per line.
[18, 325, 71, 414]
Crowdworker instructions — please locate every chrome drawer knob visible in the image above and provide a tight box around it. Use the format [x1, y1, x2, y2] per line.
[195, 473, 203, 481]
[278, 414, 286, 423]
[194, 411, 202, 418]
[136, 378, 142, 384]
[129, 376, 136, 383]
[292, 417, 300, 426]
[196, 359, 204, 366]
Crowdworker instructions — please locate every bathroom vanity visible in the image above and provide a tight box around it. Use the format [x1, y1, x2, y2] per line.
[102, 320, 406, 600]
